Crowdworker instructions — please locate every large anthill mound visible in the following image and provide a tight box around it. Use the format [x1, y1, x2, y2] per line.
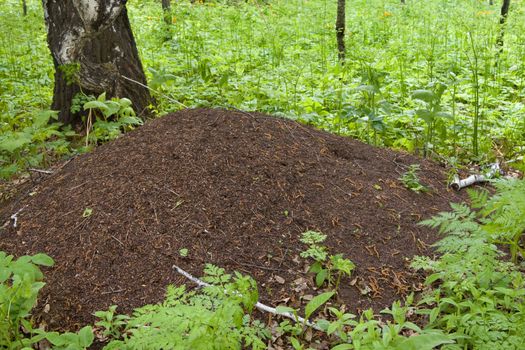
[0, 109, 464, 331]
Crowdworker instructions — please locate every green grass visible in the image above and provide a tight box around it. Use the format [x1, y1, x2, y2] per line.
[2, 0, 525, 178]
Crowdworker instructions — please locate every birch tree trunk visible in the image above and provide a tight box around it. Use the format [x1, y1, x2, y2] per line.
[42, 0, 152, 125]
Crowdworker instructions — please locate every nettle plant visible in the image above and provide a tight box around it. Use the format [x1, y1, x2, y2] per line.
[411, 82, 452, 157]
[299, 231, 355, 290]
[80, 92, 143, 146]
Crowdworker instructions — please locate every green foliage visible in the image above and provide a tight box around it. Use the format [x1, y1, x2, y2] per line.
[0, 110, 74, 178]
[300, 231, 355, 289]
[413, 179, 525, 349]
[124, 0, 525, 161]
[102, 264, 269, 349]
[478, 179, 525, 263]
[94, 305, 129, 340]
[399, 164, 428, 193]
[411, 83, 452, 156]
[43, 326, 94, 350]
[3, 0, 525, 178]
[58, 62, 81, 85]
[0, 252, 54, 349]
[299, 230, 328, 262]
[315, 296, 454, 350]
[276, 291, 334, 346]
[83, 92, 143, 146]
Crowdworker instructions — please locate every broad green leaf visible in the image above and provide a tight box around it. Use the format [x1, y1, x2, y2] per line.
[275, 305, 297, 316]
[0, 133, 32, 153]
[290, 337, 302, 349]
[315, 319, 330, 331]
[46, 332, 66, 346]
[400, 332, 455, 350]
[119, 116, 142, 125]
[331, 344, 353, 350]
[305, 291, 334, 319]
[104, 101, 121, 118]
[33, 110, 58, 128]
[412, 89, 436, 103]
[436, 111, 453, 119]
[119, 98, 132, 107]
[83, 100, 108, 112]
[315, 269, 328, 287]
[78, 326, 94, 348]
[415, 109, 434, 124]
[31, 253, 55, 267]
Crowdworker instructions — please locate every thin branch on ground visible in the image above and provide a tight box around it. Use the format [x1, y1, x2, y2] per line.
[172, 264, 323, 331]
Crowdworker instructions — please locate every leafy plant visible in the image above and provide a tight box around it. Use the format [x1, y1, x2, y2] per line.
[399, 164, 428, 193]
[94, 305, 129, 340]
[82, 92, 143, 146]
[476, 179, 525, 263]
[0, 110, 73, 178]
[413, 179, 525, 349]
[300, 231, 355, 289]
[317, 297, 454, 350]
[43, 326, 94, 350]
[276, 291, 334, 346]
[411, 83, 452, 157]
[299, 230, 328, 262]
[102, 264, 269, 349]
[0, 252, 54, 349]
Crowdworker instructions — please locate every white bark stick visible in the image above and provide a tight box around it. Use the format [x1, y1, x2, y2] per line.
[450, 163, 500, 191]
[10, 206, 27, 228]
[172, 265, 323, 331]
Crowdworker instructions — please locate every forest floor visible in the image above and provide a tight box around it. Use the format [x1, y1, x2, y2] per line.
[0, 109, 466, 334]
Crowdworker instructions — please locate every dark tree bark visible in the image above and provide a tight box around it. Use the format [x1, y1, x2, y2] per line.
[162, 0, 171, 24]
[42, 0, 153, 126]
[500, 0, 511, 24]
[496, 0, 511, 48]
[22, 0, 27, 15]
[336, 0, 346, 63]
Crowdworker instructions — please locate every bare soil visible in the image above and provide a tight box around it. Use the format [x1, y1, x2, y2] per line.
[0, 108, 465, 333]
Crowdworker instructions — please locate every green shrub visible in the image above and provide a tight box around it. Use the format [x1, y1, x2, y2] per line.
[412, 179, 525, 349]
[0, 252, 54, 348]
[102, 264, 269, 349]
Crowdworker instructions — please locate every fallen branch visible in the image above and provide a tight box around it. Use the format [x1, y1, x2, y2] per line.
[450, 163, 501, 191]
[172, 264, 323, 331]
[10, 205, 27, 228]
[28, 168, 53, 175]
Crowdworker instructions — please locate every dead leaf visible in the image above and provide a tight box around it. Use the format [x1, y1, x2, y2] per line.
[274, 275, 285, 284]
[301, 294, 314, 301]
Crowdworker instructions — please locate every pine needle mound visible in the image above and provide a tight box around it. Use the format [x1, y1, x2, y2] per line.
[0, 108, 464, 331]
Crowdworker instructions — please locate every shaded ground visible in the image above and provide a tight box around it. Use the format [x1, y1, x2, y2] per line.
[0, 108, 465, 334]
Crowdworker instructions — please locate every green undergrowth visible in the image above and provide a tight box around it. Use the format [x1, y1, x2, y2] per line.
[2, 178, 524, 349]
[3, 0, 525, 179]
[132, 0, 525, 163]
